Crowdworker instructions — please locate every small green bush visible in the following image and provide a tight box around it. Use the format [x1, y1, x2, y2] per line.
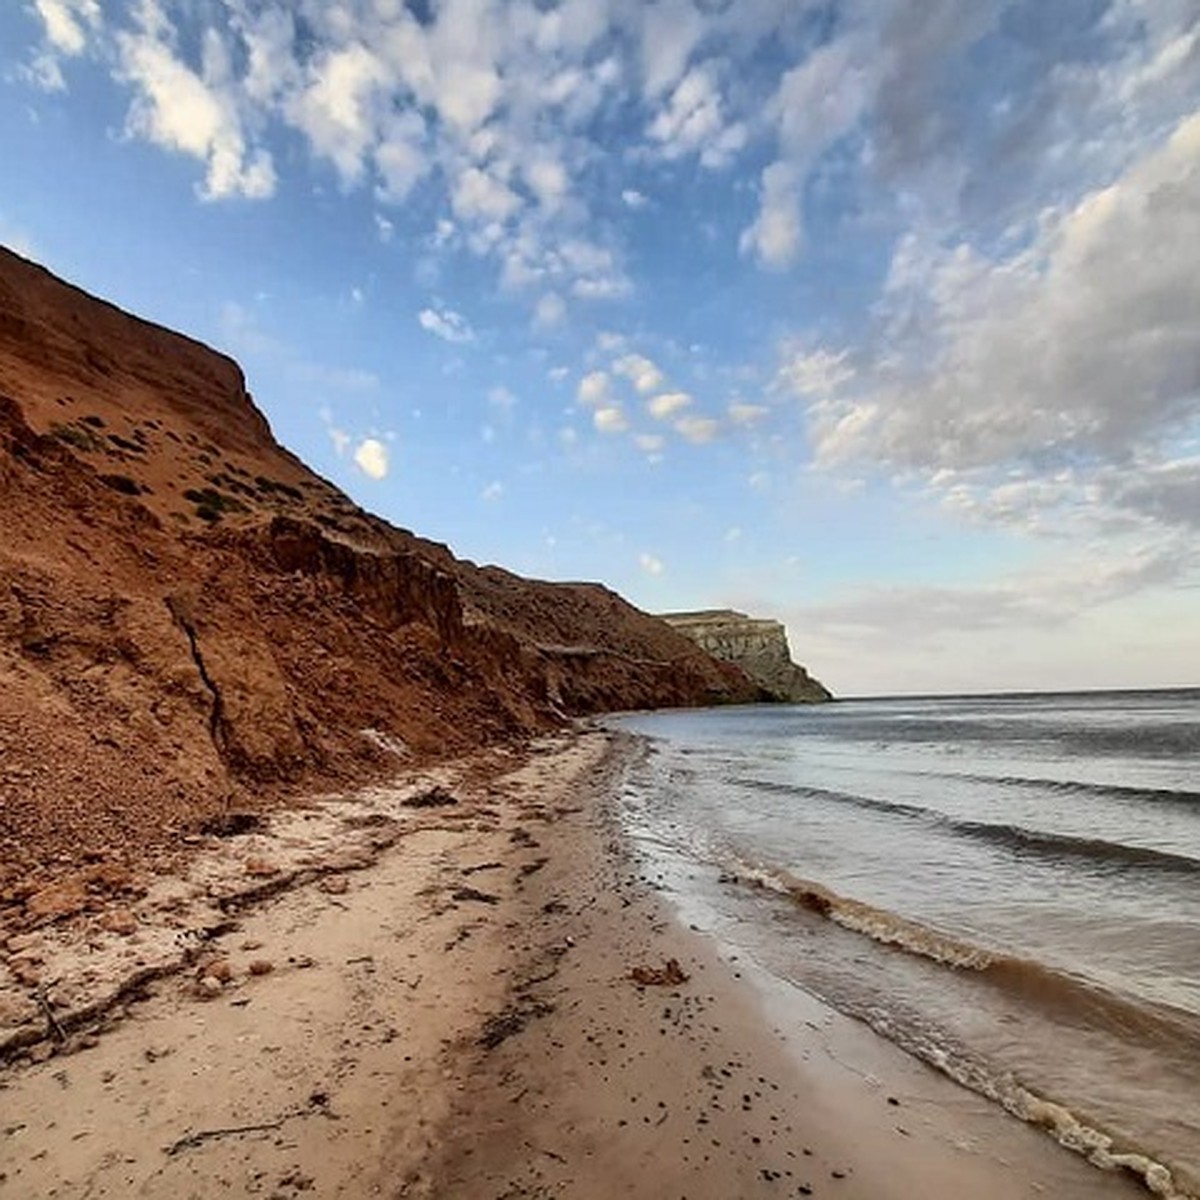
[50, 422, 101, 451]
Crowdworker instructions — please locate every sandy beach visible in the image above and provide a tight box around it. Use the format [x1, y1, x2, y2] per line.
[0, 730, 1146, 1199]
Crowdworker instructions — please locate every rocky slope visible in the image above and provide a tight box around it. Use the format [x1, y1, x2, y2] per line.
[659, 610, 831, 703]
[0, 247, 758, 912]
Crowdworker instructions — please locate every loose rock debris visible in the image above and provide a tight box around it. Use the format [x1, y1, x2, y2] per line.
[629, 958, 690, 987]
[401, 786, 459, 809]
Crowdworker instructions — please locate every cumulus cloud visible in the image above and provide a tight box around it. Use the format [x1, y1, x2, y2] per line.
[451, 165, 521, 223]
[634, 433, 666, 453]
[286, 42, 388, 185]
[778, 349, 856, 399]
[593, 405, 629, 434]
[739, 161, 803, 269]
[481, 480, 504, 502]
[640, 0, 705, 98]
[23, 0, 1200, 408]
[648, 391, 692, 419]
[803, 110, 1200, 479]
[577, 370, 611, 406]
[614, 354, 665, 394]
[728, 402, 768, 425]
[645, 64, 747, 168]
[354, 438, 389, 480]
[116, 11, 275, 200]
[638, 552, 665, 575]
[675, 414, 719, 443]
[33, 0, 100, 57]
[418, 305, 475, 344]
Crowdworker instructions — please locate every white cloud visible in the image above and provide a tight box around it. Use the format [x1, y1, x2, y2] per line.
[739, 161, 802, 269]
[525, 157, 569, 211]
[807, 109, 1200, 484]
[375, 111, 429, 201]
[328, 426, 351, 456]
[374, 213, 394, 242]
[451, 165, 521, 223]
[614, 354, 664, 394]
[32, 0, 100, 56]
[648, 391, 692, 419]
[778, 349, 856, 398]
[481, 480, 504, 502]
[534, 291, 566, 327]
[593, 405, 629, 434]
[24, 0, 1200, 341]
[577, 370, 611, 406]
[116, 14, 275, 201]
[354, 437, 389, 479]
[638, 552, 665, 575]
[786, 532, 1199, 694]
[675, 414, 719, 443]
[418, 305, 475, 344]
[286, 43, 388, 185]
[640, 0, 705, 98]
[487, 385, 518, 410]
[634, 433, 666, 453]
[646, 64, 746, 168]
[558, 239, 631, 301]
[728, 402, 768, 425]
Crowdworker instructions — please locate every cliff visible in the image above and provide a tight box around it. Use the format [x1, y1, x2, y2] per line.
[658, 610, 832, 703]
[0, 247, 760, 907]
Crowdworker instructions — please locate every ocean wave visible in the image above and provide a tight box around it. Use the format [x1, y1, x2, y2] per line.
[966, 773, 1200, 808]
[738, 776, 1200, 875]
[739, 776, 929, 819]
[949, 819, 1200, 873]
[725, 863, 1200, 1197]
[848, 1001, 1198, 1200]
[733, 864, 1200, 1045]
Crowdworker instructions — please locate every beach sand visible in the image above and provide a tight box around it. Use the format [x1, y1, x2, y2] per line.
[0, 730, 1144, 1198]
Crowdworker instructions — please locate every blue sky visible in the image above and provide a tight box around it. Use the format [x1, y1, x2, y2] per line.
[2, 0, 1198, 695]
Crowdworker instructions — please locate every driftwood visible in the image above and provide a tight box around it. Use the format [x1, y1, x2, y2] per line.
[34, 983, 66, 1043]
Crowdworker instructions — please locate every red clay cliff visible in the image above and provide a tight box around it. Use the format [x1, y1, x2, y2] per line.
[0, 247, 757, 914]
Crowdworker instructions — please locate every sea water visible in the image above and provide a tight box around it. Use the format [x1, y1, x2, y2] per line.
[607, 690, 1200, 1196]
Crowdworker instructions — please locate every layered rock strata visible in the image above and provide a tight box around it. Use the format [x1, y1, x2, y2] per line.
[0, 248, 761, 901]
[658, 610, 832, 703]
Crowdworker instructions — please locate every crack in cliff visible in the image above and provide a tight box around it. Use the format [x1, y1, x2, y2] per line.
[166, 598, 227, 755]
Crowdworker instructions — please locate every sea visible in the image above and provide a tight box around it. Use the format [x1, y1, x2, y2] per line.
[607, 689, 1200, 1198]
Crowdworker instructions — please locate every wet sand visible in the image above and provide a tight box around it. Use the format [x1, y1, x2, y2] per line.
[0, 730, 1145, 1198]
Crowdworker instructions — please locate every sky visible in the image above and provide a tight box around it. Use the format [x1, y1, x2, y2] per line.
[1, 0, 1198, 697]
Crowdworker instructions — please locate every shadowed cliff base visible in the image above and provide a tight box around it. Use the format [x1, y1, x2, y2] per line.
[0, 247, 771, 921]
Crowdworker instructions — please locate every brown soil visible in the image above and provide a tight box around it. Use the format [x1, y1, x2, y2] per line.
[0, 247, 756, 930]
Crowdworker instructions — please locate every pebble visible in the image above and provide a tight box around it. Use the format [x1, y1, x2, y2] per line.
[197, 975, 223, 998]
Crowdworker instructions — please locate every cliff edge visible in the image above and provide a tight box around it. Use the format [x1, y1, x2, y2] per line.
[658, 610, 832, 703]
[0, 247, 760, 910]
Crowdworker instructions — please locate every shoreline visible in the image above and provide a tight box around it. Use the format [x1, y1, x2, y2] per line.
[1, 729, 1147, 1197]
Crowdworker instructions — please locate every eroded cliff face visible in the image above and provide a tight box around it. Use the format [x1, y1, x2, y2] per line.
[0, 248, 758, 902]
[658, 610, 832, 703]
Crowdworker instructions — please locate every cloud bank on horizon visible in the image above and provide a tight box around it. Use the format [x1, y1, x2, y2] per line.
[5, 0, 1200, 694]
